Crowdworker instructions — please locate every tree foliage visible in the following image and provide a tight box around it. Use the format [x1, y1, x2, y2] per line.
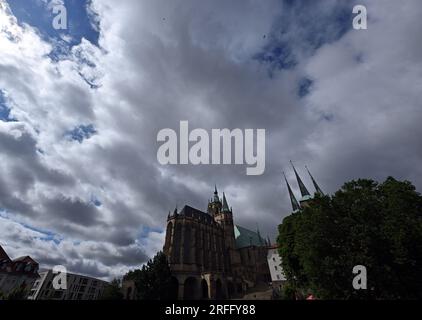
[101, 279, 123, 300]
[4, 286, 29, 300]
[277, 177, 422, 299]
[124, 251, 173, 300]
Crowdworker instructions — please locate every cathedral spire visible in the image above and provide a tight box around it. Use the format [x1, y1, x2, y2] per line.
[283, 171, 301, 212]
[305, 166, 324, 195]
[213, 185, 219, 202]
[222, 192, 230, 213]
[290, 161, 310, 198]
[256, 224, 263, 245]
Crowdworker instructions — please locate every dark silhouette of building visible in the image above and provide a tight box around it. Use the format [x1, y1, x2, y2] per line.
[0, 244, 39, 297]
[163, 187, 270, 300]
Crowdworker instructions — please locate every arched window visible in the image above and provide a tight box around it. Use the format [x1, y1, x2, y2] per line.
[164, 222, 173, 252]
[172, 223, 182, 264]
[203, 230, 208, 269]
[184, 277, 198, 300]
[183, 225, 191, 264]
[195, 227, 201, 265]
[201, 279, 209, 300]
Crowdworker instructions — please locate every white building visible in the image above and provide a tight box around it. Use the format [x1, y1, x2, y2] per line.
[28, 269, 108, 300]
[267, 245, 286, 292]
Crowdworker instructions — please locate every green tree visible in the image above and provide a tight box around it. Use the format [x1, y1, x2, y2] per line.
[6, 286, 28, 300]
[101, 279, 123, 300]
[124, 251, 173, 300]
[277, 177, 422, 299]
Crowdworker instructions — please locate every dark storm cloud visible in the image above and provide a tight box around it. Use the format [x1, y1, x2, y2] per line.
[42, 196, 102, 226]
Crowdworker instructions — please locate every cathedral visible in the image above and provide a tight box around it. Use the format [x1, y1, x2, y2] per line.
[162, 162, 323, 300]
[163, 187, 270, 300]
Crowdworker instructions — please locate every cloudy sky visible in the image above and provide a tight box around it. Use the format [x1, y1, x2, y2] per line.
[0, 0, 421, 280]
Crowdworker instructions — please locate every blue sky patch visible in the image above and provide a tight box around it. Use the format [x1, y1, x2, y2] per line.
[22, 222, 62, 244]
[90, 195, 102, 207]
[7, 0, 100, 55]
[255, 0, 355, 74]
[298, 78, 313, 98]
[254, 42, 297, 75]
[0, 90, 15, 122]
[0, 213, 62, 245]
[138, 226, 164, 241]
[66, 124, 97, 143]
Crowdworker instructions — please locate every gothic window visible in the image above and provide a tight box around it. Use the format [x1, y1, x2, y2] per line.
[184, 225, 191, 264]
[195, 227, 201, 265]
[165, 222, 173, 251]
[203, 230, 208, 269]
[211, 252, 216, 271]
[172, 223, 182, 264]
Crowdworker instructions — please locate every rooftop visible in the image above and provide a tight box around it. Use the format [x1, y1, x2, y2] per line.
[0, 244, 11, 261]
[234, 225, 267, 249]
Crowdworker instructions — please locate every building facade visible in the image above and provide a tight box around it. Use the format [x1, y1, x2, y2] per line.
[28, 269, 108, 300]
[0, 245, 39, 297]
[267, 245, 286, 294]
[163, 187, 270, 300]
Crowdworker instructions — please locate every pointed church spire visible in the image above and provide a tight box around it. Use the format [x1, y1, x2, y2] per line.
[213, 185, 219, 202]
[222, 192, 230, 213]
[256, 224, 264, 245]
[305, 166, 324, 195]
[283, 171, 301, 212]
[290, 161, 310, 197]
[267, 236, 271, 246]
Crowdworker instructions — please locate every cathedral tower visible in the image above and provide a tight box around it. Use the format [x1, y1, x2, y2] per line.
[209, 187, 239, 274]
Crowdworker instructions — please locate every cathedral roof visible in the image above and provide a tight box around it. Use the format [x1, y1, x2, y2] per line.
[234, 225, 266, 249]
[222, 193, 230, 213]
[179, 205, 213, 223]
[179, 205, 208, 217]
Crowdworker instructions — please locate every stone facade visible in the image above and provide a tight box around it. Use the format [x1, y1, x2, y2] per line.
[163, 188, 270, 300]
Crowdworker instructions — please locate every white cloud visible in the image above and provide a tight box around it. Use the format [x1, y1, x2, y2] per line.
[1, 0, 421, 280]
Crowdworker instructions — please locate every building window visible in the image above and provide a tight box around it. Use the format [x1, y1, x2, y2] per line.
[277, 275, 280, 280]
[53, 290, 63, 299]
[274, 266, 278, 270]
[272, 257, 276, 262]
